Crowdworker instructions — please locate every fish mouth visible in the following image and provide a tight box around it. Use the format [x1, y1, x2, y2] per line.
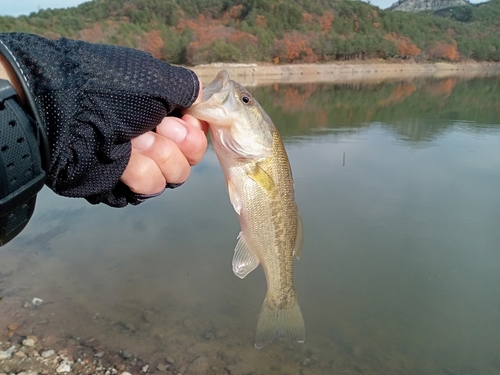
[185, 70, 233, 124]
[201, 70, 231, 104]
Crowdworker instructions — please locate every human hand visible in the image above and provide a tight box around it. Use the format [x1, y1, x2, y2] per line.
[0, 33, 205, 206]
[121, 98, 208, 196]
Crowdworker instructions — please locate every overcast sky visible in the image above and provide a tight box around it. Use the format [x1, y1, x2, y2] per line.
[0, 0, 486, 17]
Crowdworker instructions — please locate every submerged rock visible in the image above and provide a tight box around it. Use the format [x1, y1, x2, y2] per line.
[7, 323, 20, 331]
[22, 338, 36, 347]
[32, 298, 44, 306]
[56, 360, 71, 373]
[41, 349, 55, 358]
[0, 345, 16, 360]
[187, 356, 210, 375]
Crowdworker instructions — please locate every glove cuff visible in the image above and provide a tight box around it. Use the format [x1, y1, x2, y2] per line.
[0, 38, 50, 173]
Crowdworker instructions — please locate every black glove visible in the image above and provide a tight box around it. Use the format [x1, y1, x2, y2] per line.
[0, 32, 199, 207]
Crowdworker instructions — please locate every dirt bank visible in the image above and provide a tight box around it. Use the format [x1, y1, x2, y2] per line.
[190, 61, 500, 85]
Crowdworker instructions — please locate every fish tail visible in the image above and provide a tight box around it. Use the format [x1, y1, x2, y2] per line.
[254, 295, 306, 349]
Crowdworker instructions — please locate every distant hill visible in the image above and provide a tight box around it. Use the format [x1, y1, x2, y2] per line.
[0, 0, 499, 63]
[389, 0, 470, 12]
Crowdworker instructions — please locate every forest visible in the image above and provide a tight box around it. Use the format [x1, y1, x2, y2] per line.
[0, 0, 499, 64]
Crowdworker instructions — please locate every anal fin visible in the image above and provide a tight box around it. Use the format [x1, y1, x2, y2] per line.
[232, 232, 259, 279]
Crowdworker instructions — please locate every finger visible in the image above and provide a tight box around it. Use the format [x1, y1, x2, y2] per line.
[123, 131, 191, 193]
[156, 117, 208, 166]
[120, 152, 166, 195]
[133, 131, 191, 184]
[183, 113, 209, 134]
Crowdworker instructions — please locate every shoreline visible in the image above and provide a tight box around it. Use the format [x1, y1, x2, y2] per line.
[190, 61, 500, 85]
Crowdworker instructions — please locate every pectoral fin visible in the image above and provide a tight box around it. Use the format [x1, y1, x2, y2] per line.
[248, 163, 276, 195]
[233, 232, 259, 279]
[293, 212, 304, 260]
[227, 179, 242, 215]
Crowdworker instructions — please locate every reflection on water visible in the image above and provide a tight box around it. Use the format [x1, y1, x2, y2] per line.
[1, 74, 500, 374]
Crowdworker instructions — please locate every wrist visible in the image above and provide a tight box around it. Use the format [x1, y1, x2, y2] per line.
[0, 54, 26, 104]
[0, 37, 50, 173]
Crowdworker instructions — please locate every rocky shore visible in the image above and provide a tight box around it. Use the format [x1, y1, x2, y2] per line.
[190, 61, 500, 85]
[1, 317, 182, 375]
[0, 330, 203, 375]
[0, 296, 320, 375]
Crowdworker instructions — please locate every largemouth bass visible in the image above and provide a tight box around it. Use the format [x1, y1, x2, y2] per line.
[185, 70, 306, 349]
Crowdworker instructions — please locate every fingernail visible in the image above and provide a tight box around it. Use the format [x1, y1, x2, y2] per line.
[166, 182, 184, 189]
[131, 132, 155, 151]
[163, 120, 187, 143]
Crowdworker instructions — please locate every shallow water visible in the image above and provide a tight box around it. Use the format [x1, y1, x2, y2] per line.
[1, 74, 500, 374]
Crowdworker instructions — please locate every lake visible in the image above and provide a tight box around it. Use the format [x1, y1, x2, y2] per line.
[1, 73, 499, 375]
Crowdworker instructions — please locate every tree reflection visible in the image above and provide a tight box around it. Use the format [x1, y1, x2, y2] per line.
[253, 75, 500, 143]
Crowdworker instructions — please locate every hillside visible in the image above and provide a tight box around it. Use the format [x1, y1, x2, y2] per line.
[389, 0, 470, 12]
[0, 0, 499, 63]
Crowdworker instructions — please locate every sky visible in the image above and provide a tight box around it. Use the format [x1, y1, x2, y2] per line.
[0, 0, 486, 17]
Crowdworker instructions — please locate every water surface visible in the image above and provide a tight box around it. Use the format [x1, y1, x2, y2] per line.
[1, 74, 499, 374]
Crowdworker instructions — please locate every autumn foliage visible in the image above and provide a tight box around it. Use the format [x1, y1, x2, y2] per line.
[319, 11, 335, 33]
[427, 41, 460, 61]
[385, 33, 420, 58]
[273, 32, 317, 63]
[139, 30, 164, 59]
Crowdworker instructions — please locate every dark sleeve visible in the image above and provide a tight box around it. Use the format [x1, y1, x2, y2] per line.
[0, 32, 199, 207]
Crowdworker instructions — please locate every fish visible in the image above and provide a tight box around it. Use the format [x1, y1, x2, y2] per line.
[185, 70, 305, 349]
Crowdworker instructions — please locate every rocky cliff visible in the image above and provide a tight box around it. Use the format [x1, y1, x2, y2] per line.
[389, 0, 470, 12]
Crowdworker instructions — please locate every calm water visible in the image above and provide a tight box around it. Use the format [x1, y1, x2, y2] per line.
[1, 74, 500, 374]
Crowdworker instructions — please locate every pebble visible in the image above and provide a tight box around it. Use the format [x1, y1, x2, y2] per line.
[121, 351, 133, 359]
[157, 364, 169, 371]
[0, 345, 15, 360]
[32, 298, 44, 306]
[17, 372, 38, 375]
[42, 349, 55, 358]
[120, 373, 133, 375]
[27, 335, 39, 344]
[118, 321, 135, 332]
[166, 356, 175, 364]
[142, 364, 149, 372]
[94, 351, 105, 358]
[56, 360, 71, 373]
[22, 338, 36, 347]
[187, 356, 209, 375]
[7, 323, 20, 331]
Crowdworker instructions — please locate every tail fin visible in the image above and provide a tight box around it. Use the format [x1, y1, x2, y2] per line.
[254, 297, 306, 349]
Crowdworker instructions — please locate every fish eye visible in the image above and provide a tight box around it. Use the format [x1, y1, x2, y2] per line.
[240, 94, 252, 105]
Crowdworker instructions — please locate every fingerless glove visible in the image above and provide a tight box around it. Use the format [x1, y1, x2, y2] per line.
[0, 33, 199, 207]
